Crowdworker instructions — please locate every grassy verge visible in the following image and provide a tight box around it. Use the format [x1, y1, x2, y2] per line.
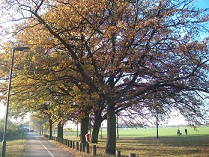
[0, 139, 26, 157]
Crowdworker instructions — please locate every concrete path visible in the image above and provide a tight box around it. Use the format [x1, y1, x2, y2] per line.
[24, 132, 75, 157]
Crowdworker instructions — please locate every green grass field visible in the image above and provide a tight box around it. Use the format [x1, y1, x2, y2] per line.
[60, 126, 209, 138]
[61, 126, 209, 157]
[114, 126, 209, 137]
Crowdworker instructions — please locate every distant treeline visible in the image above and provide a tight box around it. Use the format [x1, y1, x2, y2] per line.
[0, 119, 24, 140]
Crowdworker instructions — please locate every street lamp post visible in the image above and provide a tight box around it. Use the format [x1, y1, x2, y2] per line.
[2, 47, 30, 157]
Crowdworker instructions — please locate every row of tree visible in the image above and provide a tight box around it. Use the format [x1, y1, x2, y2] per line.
[0, 0, 209, 155]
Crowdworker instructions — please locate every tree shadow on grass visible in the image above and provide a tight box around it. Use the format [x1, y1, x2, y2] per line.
[115, 136, 209, 156]
[117, 135, 209, 147]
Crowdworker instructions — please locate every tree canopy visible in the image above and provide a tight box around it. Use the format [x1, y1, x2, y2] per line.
[0, 0, 209, 155]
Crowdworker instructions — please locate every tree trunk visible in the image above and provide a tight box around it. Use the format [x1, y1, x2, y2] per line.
[49, 118, 53, 140]
[156, 123, 159, 139]
[91, 113, 102, 143]
[105, 103, 116, 155]
[80, 114, 89, 144]
[57, 121, 63, 139]
[156, 112, 159, 139]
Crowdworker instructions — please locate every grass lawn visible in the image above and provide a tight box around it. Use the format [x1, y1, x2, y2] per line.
[62, 126, 209, 157]
[0, 139, 26, 157]
[97, 135, 209, 156]
[105, 126, 209, 137]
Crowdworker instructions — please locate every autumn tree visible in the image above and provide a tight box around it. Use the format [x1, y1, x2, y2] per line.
[1, 0, 209, 155]
[0, 44, 73, 138]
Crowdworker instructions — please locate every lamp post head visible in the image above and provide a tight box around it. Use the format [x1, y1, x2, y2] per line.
[14, 47, 30, 51]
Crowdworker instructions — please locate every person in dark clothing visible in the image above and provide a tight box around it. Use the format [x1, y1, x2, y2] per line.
[185, 129, 188, 135]
[177, 129, 181, 135]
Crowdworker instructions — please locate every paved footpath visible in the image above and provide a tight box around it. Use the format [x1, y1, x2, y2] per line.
[24, 132, 75, 157]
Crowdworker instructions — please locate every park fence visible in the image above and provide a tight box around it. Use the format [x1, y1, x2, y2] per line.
[43, 134, 136, 157]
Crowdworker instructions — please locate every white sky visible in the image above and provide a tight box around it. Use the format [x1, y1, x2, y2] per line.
[0, 101, 187, 125]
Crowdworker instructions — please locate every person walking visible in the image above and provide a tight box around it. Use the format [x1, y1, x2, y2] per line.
[185, 129, 188, 135]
